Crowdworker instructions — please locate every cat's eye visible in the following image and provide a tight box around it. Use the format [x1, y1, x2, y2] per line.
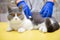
[10, 13, 15, 16]
[17, 13, 21, 16]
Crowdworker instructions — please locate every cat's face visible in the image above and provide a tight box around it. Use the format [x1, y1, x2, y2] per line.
[7, 6, 24, 21]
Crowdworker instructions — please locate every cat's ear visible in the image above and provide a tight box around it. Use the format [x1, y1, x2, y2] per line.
[19, 5, 22, 12]
[7, 6, 12, 13]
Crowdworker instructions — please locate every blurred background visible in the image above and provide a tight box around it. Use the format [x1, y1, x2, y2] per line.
[0, 0, 60, 22]
[0, 0, 16, 22]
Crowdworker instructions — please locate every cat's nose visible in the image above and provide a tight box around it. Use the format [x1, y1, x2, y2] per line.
[15, 18, 17, 20]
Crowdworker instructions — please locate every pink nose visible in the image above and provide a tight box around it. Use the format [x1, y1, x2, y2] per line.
[15, 18, 17, 20]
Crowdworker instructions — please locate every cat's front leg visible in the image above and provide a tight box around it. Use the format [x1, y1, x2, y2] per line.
[38, 22, 47, 32]
[6, 22, 13, 32]
[18, 28, 25, 33]
[6, 26, 13, 32]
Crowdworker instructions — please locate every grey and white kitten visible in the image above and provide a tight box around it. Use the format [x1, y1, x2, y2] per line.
[6, 5, 60, 33]
[6, 6, 33, 32]
[31, 12, 60, 32]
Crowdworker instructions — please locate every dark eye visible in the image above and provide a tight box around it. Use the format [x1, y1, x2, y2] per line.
[17, 13, 21, 16]
[9, 13, 15, 17]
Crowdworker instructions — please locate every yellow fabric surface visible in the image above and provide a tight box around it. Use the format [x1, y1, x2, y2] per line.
[0, 22, 60, 40]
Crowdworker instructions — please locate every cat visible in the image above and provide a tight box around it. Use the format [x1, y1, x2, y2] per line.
[6, 6, 33, 32]
[31, 12, 60, 32]
[6, 5, 60, 33]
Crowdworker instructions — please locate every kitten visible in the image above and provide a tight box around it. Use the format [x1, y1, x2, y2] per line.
[31, 12, 60, 32]
[6, 5, 60, 33]
[6, 6, 33, 32]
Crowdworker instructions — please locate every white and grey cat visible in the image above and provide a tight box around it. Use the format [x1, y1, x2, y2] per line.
[6, 6, 33, 32]
[6, 5, 60, 33]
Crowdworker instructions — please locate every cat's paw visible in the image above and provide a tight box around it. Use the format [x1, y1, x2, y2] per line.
[39, 22, 47, 32]
[6, 27, 12, 32]
[18, 28, 25, 33]
[39, 27, 47, 32]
